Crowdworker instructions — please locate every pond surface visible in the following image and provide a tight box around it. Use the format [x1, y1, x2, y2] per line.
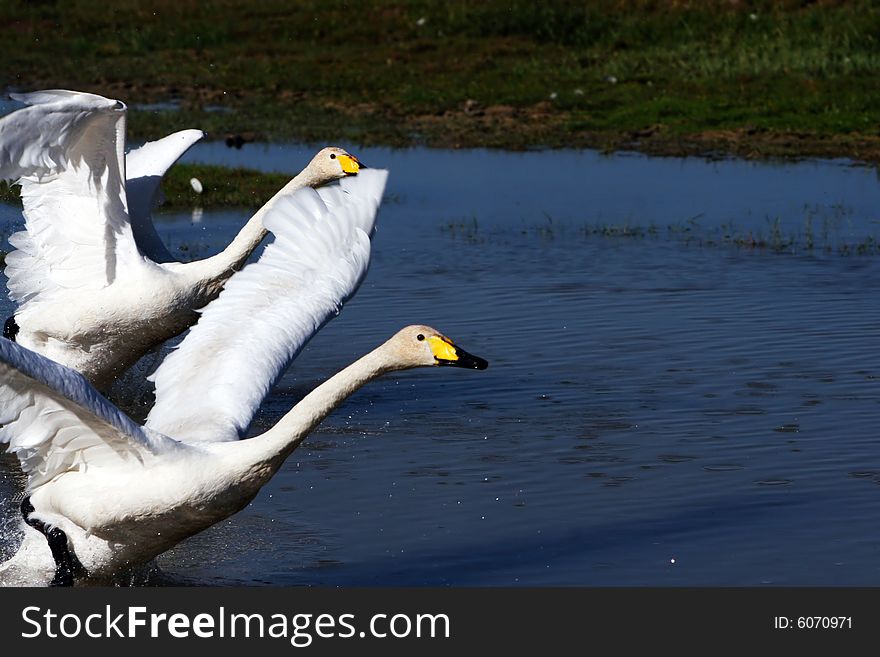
[3, 145, 880, 585]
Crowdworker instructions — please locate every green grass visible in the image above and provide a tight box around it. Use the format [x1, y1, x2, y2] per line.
[159, 164, 291, 208]
[3, 1, 880, 158]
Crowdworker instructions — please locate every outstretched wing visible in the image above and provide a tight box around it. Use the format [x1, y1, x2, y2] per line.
[0, 337, 180, 492]
[0, 90, 120, 181]
[0, 90, 144, 311]
[145, 168, 389, 443]
[125, 129, 204, 262]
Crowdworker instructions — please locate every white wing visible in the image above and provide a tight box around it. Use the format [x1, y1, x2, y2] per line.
[0, 90, 120, 181]
[0, 90, 144, 310]
[0, 337, 180, 492]
[125, 129, 204, 262]
[145, 168, 389, 443]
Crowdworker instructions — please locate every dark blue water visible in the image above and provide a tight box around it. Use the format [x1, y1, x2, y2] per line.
[3, 146, 880, 585]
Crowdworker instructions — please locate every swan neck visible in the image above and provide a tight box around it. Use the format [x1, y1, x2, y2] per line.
[180, 169, 316, 287]
[252, 346, 394, 468]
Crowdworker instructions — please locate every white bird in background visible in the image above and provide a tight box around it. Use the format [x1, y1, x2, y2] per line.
[0, 167, 487, 587]
[0, 89, 364, 391]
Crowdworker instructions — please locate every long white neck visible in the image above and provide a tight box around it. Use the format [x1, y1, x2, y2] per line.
[174, 166, 330, 292]
[233, 344, 399, 475]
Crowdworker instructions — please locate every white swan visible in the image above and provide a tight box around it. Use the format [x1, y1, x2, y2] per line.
[0, 168, 488, 586]
[0, 89, 363, 391]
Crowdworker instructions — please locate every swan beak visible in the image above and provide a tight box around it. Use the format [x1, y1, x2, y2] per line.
[429, 336, 488, 370]
[338, 154, 362, 175]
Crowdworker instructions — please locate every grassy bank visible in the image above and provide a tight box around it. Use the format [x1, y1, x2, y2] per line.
[0, 164, 291, 209]
[2, 1, 880, 161]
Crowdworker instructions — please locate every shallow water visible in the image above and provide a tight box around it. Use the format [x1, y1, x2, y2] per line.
[3, 146, 880, 585]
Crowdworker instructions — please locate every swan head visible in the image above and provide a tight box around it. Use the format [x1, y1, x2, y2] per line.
[306, 147, 363, 184]
[385, 325, 488, 370]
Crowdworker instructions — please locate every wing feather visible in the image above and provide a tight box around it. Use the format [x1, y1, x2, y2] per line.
[0, 89, 145, 312]
[0, 90, 120, 181]
[145, 169, 389, 443]
[0, 337, 180, 491]
[125, 129, 204, 262]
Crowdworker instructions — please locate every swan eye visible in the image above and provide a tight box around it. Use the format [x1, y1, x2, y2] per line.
[330, 153, 337, 159]
[417, 334, 425, 341]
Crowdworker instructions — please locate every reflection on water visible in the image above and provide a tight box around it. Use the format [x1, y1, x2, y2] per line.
[2, 147, 880, 585]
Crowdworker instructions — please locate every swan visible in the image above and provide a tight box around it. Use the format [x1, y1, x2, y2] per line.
[0, 89, 363, 391]
[0, 324, 487, 586]
[0, 167, 488, 586]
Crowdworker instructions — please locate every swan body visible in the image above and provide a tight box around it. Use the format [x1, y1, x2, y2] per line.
[0, 89, 362, 391]
[0, 321, 486, 584]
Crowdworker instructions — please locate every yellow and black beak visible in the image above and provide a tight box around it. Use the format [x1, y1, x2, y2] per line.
[337, 153, 363, 175]
[428, 336, 488, 370]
